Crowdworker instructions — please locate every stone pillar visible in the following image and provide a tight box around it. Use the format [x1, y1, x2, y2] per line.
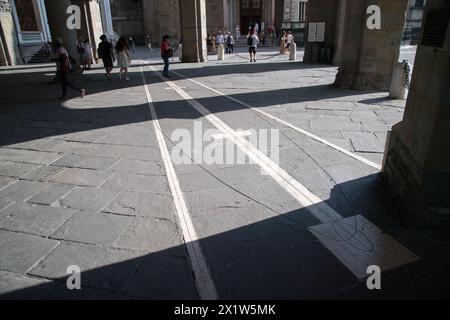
[262, 0, 275, 28]
[142, 0, 181, 44]
[44, 0, 101, 66]
[383, 0, 450, 228]
[334, 0, 409, 91]
[142, 0, 158, 41]
[179, 0, 207, 62]
[99, 0, 114, 37]
[332, 0, 346, 66]
[206, 0, 225, 34]
[44, 0, 81, 65]
[85, 0, 104, 61]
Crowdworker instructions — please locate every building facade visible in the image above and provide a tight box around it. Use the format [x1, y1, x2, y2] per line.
[0, 0, 114, 66]
[402, 0, 427, 44]
[109, 0, 307, 43]
[1, 0, 307, 66]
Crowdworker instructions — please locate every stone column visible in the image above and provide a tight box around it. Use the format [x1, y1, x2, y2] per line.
[44, 0, 101, 66]
[179, 0, 207, 62]
[383, 0, 450, 228]
[85, 0, 104, 61]
[99, 0, 114, 37]
[223, 0, 229, 32]
[332, 0, 346, 66]
[44, 0, 81, 65]
[334, 0, 409, 91]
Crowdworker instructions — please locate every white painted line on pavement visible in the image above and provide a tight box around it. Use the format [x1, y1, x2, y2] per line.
[171, 71, 382, 171]
[153, 66, 343, 224]
[140, 67, 218, 300]
[152, 66, 418, 279]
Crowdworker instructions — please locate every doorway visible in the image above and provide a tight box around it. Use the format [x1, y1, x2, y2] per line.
[240, 0, 262, 33]
[241, 16, 262, 33]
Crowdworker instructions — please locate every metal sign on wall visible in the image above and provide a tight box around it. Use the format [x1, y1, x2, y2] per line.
[308, 22, 326, 42]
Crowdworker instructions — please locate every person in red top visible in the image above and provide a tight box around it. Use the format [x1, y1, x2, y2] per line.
[160, 35, 172, 78]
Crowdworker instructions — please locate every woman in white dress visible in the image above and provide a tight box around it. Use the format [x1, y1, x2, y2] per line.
[115, 36, 131, 80]
[82, 39, 93, 70]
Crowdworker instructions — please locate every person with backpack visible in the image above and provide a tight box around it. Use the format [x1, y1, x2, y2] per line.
[54, 38, 85, 100]
[247, 31, 259, 62]
[216, 31, 225, 47]
[161, 34, 172, 78]
[98, 34, 114, 80]
[226, 32, 235, 54]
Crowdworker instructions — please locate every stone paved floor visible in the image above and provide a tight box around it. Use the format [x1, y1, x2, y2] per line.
[0, 46, 449, 299]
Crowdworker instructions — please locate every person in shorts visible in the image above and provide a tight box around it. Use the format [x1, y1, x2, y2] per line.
[247, 31, 259, 62]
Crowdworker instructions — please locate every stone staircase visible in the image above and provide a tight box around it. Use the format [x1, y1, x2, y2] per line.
[27, 45, 54, 64]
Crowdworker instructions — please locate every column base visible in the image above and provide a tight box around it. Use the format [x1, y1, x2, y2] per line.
[335, 70, 391, 91]
[383, 127, 450, 229]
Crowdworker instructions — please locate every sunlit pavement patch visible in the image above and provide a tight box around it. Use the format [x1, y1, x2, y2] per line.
[309, 215, 419, 279]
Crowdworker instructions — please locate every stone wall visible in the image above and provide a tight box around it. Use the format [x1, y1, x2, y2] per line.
[157, 0, 181, 41]
[110, 0, 143, 39]
[206, 0, 224, 34]
[383, 0, 450, 227]
[303, 0, 338, 64]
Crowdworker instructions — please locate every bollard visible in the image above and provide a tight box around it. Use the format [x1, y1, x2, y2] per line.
[389, 61, 410, 100]
[178, 44, 183, 62]
[289, 42, 297, 61]
[218, 44, 225, 60]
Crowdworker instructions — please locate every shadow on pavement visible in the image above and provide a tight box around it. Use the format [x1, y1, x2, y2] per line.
[1, 174, 450, 300]
[0, 62, 370, 147]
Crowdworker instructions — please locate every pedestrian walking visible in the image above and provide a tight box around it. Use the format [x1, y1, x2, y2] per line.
[54, 39, 85, 100]
[217, 31, 225, 56]
[279, 31, 287, 54]
[116, 36, 131, 80]
[226, 32, 235, 54]
[236, 25, 241, 42]
[286, 31, 295, 50]
[82, 39, 93, 70]
[129, 36, 136, 53]
[146, 34, 154, 52]
[161, 34, 172, 78]
[247, 31, 259, 62]
[212, 33, 217, 53]
[207, 33, 212, 53]
[77, 38, 85, 69]
[271, 28, 276, 47]
[98, 34, 115, 80]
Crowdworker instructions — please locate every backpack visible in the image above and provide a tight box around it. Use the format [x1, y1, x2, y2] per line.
[60, 52, 73, 73]
[227, 36, 232, 45]
[247, 36, 253, 46]
[97, 42, 110, 59]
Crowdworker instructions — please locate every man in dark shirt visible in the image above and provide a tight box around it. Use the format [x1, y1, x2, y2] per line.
[98, 34, 115, 80]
